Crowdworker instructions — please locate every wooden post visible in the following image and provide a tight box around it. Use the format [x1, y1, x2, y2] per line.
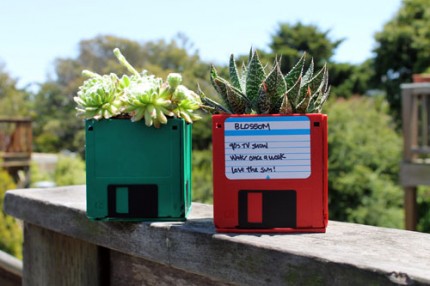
[0, 118, 32, 187]
[0, 250, 22, 286]
[23, 223, 104, 286]
[401, 86, 418, 231]
[404, 186, 418, 231]
[401, 88, 416, 161]
[399, 84, 430, 230]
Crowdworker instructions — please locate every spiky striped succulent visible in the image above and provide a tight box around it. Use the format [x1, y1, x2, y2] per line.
[74, 48, 202, 127]
[201, 49, 330, 114]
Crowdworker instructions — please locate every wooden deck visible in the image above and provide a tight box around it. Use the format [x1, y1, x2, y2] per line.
[0, 118, 32, 187]
[400, 83, 430, 230]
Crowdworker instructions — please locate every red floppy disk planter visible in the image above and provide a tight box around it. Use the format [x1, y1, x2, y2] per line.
[202, 50, 330, 233]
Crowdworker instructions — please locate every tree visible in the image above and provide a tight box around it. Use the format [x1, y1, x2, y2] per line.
[373, 0, 430, 119]
[328, 60, 375, 98]
[33, 81, 80, 153]
[326, 96, 404, 228]
[268, 22, 370, 98]
[33, 34, 213, 154]
[0, 63, 32, 118]
[269, 22, 343, 73]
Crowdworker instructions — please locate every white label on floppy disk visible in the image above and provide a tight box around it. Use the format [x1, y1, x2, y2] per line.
[224, 116, 311, 180]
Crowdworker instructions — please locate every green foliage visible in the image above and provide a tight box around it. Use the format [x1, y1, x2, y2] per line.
[0, 63, 32, 117]
[373, 0, 430, 119]
[75, 49, 203, 127]
[192, 149, 213, 203]
[75, 71, 124, 120]
[54, 155, 86, 186]
[0, 168, 23, 259]
[417, 186, 430, 232]
[34, 34, 213, 153]
[33, 82, 82, 153]
[29, 161, 52, 184]
[329, 60, 375, 98]
[269, 22, 343, 74]
[30, 155, 86, 187]
[326, 96, 404, 228]
[268, 22, 373, 100]
[192, 115, 212, 150]
[204, 49, 330, 114]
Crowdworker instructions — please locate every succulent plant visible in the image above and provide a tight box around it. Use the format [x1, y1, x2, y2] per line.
[74, 71, 124, 120]
[201, 48, 330, 114]
[74, 48, 203, 127]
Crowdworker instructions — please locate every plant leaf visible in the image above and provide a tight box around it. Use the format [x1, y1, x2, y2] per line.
[279, 93, 293, 114]
[246, 50, 266, 107]
[229, 54, 243, 92]
[311, 69, 330, 113]
[226, 84, 248, 114]
[310, 64, 327, 95]
[285, 53, 306, 88]
[265, 61, 287, 113]
[256, 82, 271, 114]
[307, 64, 328, 113]
[301, 58, 314, 87]
[296, 85, 312, 113]
[315, 86, 330, 113]
[285, 76, 301, 109]
[240, 61, 248, 92]
[210, 65, 232, 110]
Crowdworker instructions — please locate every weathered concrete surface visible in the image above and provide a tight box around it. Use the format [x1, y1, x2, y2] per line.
[4, 186, 430, 285]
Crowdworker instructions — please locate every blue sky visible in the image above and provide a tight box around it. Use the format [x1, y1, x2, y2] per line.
[0, 0, 402, 88]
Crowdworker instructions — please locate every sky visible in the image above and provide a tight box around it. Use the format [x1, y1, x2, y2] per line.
[0, 0, 402, 88]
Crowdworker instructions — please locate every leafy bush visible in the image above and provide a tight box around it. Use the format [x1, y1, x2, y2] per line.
[0, 169, 23, 259]
[326, 96, 404, 228]
[54, 155, 86, 186]
[417, 186, 430, 232]
[30, 154, 86, 187]
[192, 148, 213, 203]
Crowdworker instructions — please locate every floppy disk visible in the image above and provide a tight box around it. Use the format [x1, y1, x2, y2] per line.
[85, 118, 192, 221]
[212, 114, 328, 233]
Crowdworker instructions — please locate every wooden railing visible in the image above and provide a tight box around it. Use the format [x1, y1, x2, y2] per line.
[400, 83, 430, 230]
[0, 250, 22, 286]
[401, 83, 430, 162]
[3, 186, 430, 285]
[0, 118, 32, 187]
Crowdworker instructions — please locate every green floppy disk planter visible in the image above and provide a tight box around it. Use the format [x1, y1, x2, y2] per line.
[85, 118, 192, 221]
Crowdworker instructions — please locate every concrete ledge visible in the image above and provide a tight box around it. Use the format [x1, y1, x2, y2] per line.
[4, 185, 430, 285]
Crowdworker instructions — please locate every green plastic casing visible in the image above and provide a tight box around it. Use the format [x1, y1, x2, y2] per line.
[85, 118, 192, 221]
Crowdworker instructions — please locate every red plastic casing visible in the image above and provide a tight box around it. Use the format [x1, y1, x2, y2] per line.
[212, 114, 328, 233]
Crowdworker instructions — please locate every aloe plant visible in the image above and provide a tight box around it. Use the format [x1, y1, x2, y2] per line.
[74, 48, 202, 127]
[201, 48, 330, 114]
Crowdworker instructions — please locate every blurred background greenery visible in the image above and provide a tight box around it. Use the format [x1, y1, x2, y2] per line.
[1, 0, 430, 259]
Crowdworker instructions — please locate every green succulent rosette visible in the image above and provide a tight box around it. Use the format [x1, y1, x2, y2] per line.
[74, 48, 204, 128]
[74, 71, 124, 120]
